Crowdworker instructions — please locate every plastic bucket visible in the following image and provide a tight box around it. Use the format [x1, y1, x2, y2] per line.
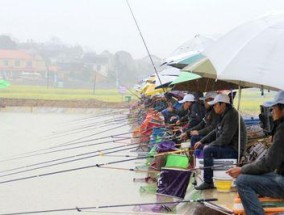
[213, 177, 233, 192]
[165, 154, 189, 169]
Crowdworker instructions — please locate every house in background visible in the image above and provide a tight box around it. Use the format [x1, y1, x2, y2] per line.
[0, 49, 47, 80]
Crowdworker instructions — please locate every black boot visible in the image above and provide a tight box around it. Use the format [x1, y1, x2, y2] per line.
[194, 182, 215, 190]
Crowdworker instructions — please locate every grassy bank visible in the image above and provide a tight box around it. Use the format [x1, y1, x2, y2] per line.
[235, 89, 276, 115]
[0, 85, 137, 102]
[0, 85, 277, 115]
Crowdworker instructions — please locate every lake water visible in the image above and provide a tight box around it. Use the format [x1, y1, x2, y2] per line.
[0, 109, 235, 215]
[0, 110, 165, 215]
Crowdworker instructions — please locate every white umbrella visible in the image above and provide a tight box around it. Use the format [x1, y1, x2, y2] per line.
[195, 13, 284, 162]
[155, 67, 181, 89]
[203, 12, 284, 90]
[161, 34, 217, 68]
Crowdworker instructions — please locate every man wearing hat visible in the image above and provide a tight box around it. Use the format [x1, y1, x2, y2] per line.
[168, 93, 205, 126]
[227, 91, 284, 215]
[180, 91, 220, 148]
[194, 94, 247, 190]
[175, 93, 205, 130]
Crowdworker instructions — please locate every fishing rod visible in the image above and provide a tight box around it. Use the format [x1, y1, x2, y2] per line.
[49, 112, 130, 137]
[0, 198, 218, 215]
[107, 72, 141, 100]
[123, 84, 141, 100]
[7, 121, 137, 160]
[0, 142, 191, 179]
[203, 201, 234, 215]
[0, 120, 177, 163]
[0, 135, 191, 178]
[0, 136, 133, 164]
[56, 114, 132, 134]
[38, 126, 179, 156]
[99, 166, 159, 174]
[48, 115, 133, 139]
[47, 117, 134, 140]
[126, 0, 163, 87]
[0, 151, 150, 184]
[57, 121, 131, 146]
[0, 130, 136, 163]
[44, 124, 182, 155]
[59, 109, 128, 125]
[133, 176, 157, 183]
[0, 143, 142, 176]
[40, 120, 169, 153]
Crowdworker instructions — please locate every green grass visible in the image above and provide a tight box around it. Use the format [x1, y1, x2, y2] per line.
[0, 85, 138, 102]
[0, 85, 277, 114]
[234, 89, 276, 115]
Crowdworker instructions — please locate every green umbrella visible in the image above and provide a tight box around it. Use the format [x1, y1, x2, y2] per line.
[170, 72, 201, 85]
[0, 80, 10, 89]
[170, 71, 240, 92]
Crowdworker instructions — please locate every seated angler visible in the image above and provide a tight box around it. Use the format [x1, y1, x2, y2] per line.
[175, 93, 205, 130]
[227, 91, 284, 215]
[161, 92, 182, 124]
[180, 91, 219, 148]
[194, 94, 247, 190]
[166, 93, 195, 125]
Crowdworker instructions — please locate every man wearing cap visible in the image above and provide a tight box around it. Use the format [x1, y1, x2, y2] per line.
[180, 91, 220, 148]
[168, 94, 205, 126]
[227, 91, 284, 215]
[194, 94, 247, 190]
[166, 94, 195, 124]
[175, 93, 205, 129]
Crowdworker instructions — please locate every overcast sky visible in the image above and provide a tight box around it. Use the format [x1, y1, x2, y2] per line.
[1, 0, 284, 59]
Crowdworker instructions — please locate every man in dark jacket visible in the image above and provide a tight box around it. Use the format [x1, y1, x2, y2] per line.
[194, 94, 247, 190]
[180, 91, 219, 148]
[176, 94, 205, 130]
[227, 91, 284, 215]
[165, 93, 195, 124]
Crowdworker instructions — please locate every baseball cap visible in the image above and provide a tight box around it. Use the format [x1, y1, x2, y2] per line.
[178, 94, 195, 103]
[200, 91, 218, 101]
[208, 94, 230, 105]
[263, 91, 284, 107]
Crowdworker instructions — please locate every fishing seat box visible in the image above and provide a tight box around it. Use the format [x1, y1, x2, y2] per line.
[233, 196, 284, 215]
[195, 158, 237, 186]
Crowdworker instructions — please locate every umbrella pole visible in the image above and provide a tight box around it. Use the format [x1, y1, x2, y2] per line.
[237, 85, 242, 162]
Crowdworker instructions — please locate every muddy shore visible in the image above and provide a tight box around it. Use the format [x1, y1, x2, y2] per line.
[0, 98, 131, 109]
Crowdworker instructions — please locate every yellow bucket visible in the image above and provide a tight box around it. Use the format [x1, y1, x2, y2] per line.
[213, 177, 233, 192]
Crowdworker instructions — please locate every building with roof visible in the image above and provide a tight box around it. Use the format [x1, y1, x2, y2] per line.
[0, 49, 47, 80]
